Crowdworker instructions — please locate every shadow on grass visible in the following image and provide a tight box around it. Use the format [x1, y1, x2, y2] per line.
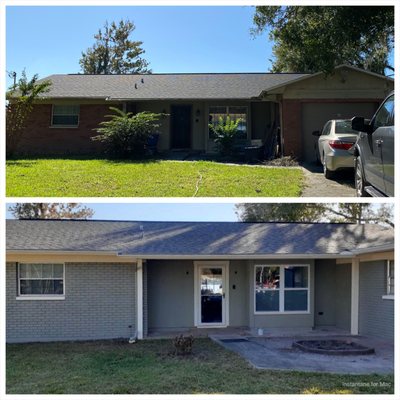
[6, 155, 163, 166]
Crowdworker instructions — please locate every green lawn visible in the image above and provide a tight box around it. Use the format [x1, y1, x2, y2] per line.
[6, 158, 303, 197]
[7, 339, 393, 394]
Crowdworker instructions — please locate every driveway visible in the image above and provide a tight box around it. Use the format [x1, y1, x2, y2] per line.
[214, 335, 393, 375]
[301, 162, 355, 197]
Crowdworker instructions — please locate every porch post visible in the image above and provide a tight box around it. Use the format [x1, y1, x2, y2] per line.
[350, 258, 359, 335]
[137, 259, 143, 340]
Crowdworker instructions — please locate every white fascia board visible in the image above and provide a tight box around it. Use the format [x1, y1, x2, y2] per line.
[7, 250, 121, 256]
[344, 244, 394, 256]
[117, 253, 349, 260]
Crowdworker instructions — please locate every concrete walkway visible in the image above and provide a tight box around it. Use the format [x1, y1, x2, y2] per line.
[213, 335, 393, 375]
[301, 162, 355, 197]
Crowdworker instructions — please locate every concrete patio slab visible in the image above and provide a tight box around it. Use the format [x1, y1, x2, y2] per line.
[212, 335, 393, 375]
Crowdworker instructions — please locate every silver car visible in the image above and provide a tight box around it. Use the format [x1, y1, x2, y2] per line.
[313, 119, 359, 179]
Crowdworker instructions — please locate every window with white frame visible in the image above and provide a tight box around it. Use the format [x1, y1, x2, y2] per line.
[52, 105, 79, 126]
[18, 263, 64, 297]
[387, 260, 394, 296]
[208, 106, 247, 138]
[255, 265, 309, 313]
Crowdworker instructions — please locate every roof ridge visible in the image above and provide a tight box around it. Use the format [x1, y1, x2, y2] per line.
[9, 219, 358, 225]
[60, 72, 310, 76]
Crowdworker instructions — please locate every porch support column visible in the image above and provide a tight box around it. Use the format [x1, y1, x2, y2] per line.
[350, 258, 359, 335]
[137, 259, 143, 340]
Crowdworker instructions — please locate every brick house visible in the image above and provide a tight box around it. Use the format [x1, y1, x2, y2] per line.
[6, 219, 394, 343]
[14, 65, 393, 161]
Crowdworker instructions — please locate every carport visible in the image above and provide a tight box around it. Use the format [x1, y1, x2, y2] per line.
[262, 65, 393, 161]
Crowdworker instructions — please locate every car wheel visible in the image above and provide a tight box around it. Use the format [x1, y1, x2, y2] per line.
[323, 154, 334, 179]
[355, 156, 368, 197]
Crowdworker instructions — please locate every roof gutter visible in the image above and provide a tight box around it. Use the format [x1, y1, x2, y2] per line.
[6, 250, 121, 256]
[341, 243, 394, 256]
[7, 245, 393, 260]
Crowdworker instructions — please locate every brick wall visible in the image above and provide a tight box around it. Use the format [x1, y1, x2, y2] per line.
[6, 262, 137, 343]
[15, 103, 119, 155]
[281, 99, 302, 158]
[359, 260, 394, 341]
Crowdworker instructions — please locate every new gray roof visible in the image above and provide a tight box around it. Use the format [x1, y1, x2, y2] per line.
[37, 73, 309, 100]
[6, 220, 394, 257]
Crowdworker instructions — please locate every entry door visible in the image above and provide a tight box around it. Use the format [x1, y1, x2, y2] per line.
[171, 105, 192, 149]
[195, 262, 228, 327]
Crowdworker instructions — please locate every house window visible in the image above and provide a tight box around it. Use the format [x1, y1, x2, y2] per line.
[18, 263, 64, 297]
[208, 106, 247, 138]
[255, 265, 309, 313]
[52, 105, 79, 126]
[387, 260, 394, 296]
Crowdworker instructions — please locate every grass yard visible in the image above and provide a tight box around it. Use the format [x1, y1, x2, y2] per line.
[6, 158, 303, 197]
[7, 339, 394, 394]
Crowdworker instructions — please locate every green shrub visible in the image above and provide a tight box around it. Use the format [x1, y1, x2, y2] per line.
[173, 335, 194, 356]
[209, 116, 243, 156]
[92, 107, 165, 158]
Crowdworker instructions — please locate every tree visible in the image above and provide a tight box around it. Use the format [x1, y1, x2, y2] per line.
[80, 19, 151, 74]
[9, 203, 94, 220]
[6, 70, 51, 157]
[236, 203, 328, 223]
[236, 203, 394, 227]
[253, 6, 394, 75]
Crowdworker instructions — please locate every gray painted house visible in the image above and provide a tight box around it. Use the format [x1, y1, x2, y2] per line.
[6, 219, 394, 343]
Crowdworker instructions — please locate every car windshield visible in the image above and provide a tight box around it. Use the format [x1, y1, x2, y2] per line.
[335, 120, 357, 134]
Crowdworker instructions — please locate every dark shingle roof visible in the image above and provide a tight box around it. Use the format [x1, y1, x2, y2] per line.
[6, 220, 393, 257]
[37, 73, 309, 100]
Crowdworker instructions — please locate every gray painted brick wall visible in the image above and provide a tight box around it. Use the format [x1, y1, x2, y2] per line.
[6, 262, 137, 343]
[359, 260, 394, 341]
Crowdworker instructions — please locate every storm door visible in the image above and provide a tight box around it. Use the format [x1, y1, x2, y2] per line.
[195, 262, 228, 327]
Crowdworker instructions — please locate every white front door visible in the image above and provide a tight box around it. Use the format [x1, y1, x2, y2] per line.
[194, 261, 229, 327]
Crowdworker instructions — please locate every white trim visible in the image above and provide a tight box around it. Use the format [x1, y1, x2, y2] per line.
[386, 259, 394, 297]
[8, 250, 121, 256]
[350, 258, 360, 335]
[17, 262, 65, 299]
[194, 261, 229, 328]
[136, 259, 143, 340]
[8, 249, 393, 260]
[254, 264, 310, 315]
[382, 295, 394, 300]
[16, 296, 65, 301]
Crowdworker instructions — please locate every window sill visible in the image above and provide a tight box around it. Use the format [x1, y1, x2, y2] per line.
[382, 295, 394, 300]
[49, 125, 79, 128]
[254, 311, 310, 315]
[16, 296, 65, 301]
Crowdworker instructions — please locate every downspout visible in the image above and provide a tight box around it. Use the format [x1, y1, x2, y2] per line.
[350, 258, 360, 335]
[136, 259, 143, 340]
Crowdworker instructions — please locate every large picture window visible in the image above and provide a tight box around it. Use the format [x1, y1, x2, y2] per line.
[52, 105, 79, 126]
[255, 265, 309, 313]
[208, 106, 247, 138]
[18, 263, 64, 297]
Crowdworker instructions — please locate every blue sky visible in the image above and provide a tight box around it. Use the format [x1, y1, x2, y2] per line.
[6, 203, 239, 221]
[6, 6, 272, 86]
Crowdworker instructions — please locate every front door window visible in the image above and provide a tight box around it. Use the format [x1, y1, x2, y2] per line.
[200, 268, 223, 323]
